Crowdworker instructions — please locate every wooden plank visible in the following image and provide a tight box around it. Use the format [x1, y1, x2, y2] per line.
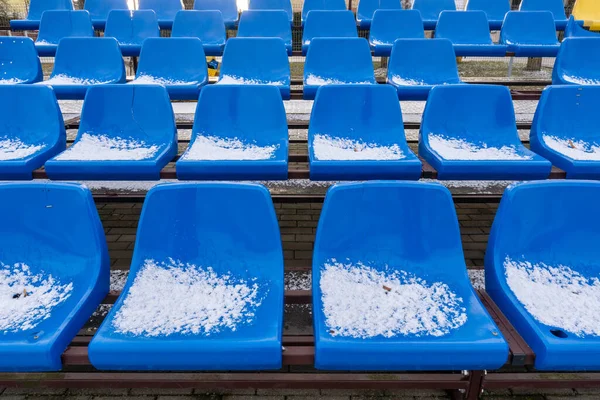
[484, 372, 600, 389]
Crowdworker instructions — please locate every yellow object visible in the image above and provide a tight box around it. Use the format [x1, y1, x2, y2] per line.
[573, 0, 600, 31]
[206, 57, 220, 77]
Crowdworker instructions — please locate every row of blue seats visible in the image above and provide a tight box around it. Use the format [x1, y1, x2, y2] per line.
[10, 0, 571, 32]
[0, 179, 598, 372]
[0, 83, 599, 182]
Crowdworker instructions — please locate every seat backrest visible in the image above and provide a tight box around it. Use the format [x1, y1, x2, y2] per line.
[302, 0, 346, 23]
[27, 0, 73, 21]
[0, 37, 42, 84]
[104, 10, 160, 45]
[421, 85, 519, 149]
[138, 0, 184, 21]
[519, 0, 567, 20]
[435, 10, 494, 45]
[37, 11, 94, 45]
[465, 0, 510, 22]
[572, 0, 600, 24]
[500, 11, 559, 45]
[136, 38, 208, 84]
[411, 0, 456, 21]
[84, 0, 129, 21]
[304, 38, 376, 84]
[52, 37, 125, 83]
[387, 38, 459, 85]
[565, 15, 599, 38]
[193, 0, 239, 25]
[0, 85, 65, 152]
[370, 10, 425, 43]
[192, 85, 288, 155]
[357, 0, 402, 25]
[303, 10, 357, 45]
[552, 38, 600, 84]
[309, 84, 408, 150]
[219, 37, 290, 85]
[78, 84, 176, 147]
[172, 10, 226, 43]
[248, 0, 293, 23]
[238, 10, 292, 42]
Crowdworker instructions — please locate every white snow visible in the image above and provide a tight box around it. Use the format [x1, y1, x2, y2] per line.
[320, 260, 467, 338]
[0, 78, 26, 84]
[0, 138, 44, 160]
[312, 134, 405, 160]
[131, 75, 192, 85]
[305, 74, 373, 85]
[468, 269, 485, 290]
[505, 257, 600, 337]
[54, 133, 159, 161]
[285, 271, 311, 290]
[0, 263, 73, 332]
[428, 134, 532, 160]
[218, 75, 284, 85]
[112, 259, 264, 337]
[182, 135, 279, 161]
[110, 269, 129, 292]
[543, 135, 600, 161]
[390, 75, 427, 86]
[561, 75, 600, 85]
[41, 75, 101, 86]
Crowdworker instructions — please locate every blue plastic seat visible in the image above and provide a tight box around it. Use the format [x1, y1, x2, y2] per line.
[89, 182, 284, 370]
[387, 38, 460, 100]
[500, 11, 560, 57]
[219, 38, 291, 99]
[308, 85, 421, 180]
[35, 11, 94, 57]
[0, 86, 65, 179]
[552, 38, 600, 85]
[104, 10, 160, 57]
[172, 10, 226, 56]
[530, 86, 600, 179]
[84, 0, 129, 29]
[369, 10, 425, 56]
[302, 0, 346, 26]
[419, 85, 551, 180]
[132, 38, 208, 100]
[313, 181, 508, 370]
[248, 0, 294, 26]
[519, 0, 568, 30]
[238, 10, 293, 55]
[465, 0, 510, 30]
[411, 0, 456, 30]
[41, 38, 125, 100]
[45, 85, 177, 180]
[10, 0, 73, 30]
[435, 11, 508, 56]
[565, 15, 599, 38]
[193, 0, 239, 28]
[304, 38, 376, 100]
[486, 180, 600, 370]
[138, 0, 183, 29]
[0, 37, 42, 84]
[177, 85, 288, 180]
[302, 10, 357, 55]
[356, 0, 401, 29]
[0, 182, 109, 372]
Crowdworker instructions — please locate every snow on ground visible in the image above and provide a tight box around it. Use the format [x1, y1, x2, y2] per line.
[112, 259, 264, 337]
[428, 134, 532, 160]
[0, 263, 73, 332]
[305, 75, 373, 85]
[110, 269, 129, 292]
[543, 136, 600, 160]
[131, 75, 193, 85]
[313, 134, 405, 160]
[285, 271, 311, 290]
[218, 75, 285, 85]
[181, 136, 279, 161]
[505, 257, 600, 337]
[55, 133, 159, 161]
[320, 260, 467, 338]
[468, 269, 485, 290]
[0, 138, 44, 160]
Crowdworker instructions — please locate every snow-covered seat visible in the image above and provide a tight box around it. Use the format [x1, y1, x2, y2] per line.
[308, 85, 421, 180]
[552, 37, 600, 85]
[0, 37, 42, 85]
[44, 85, 177, 180]
[0, 182, 109, 371]
[486, 180, 600, 370]
[177, 85, 288, 180]
[89, 182, 284, 370]
[419, 84, 551, 180]
[35, 10, 94, 57]
[312, 181, 509, 370]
